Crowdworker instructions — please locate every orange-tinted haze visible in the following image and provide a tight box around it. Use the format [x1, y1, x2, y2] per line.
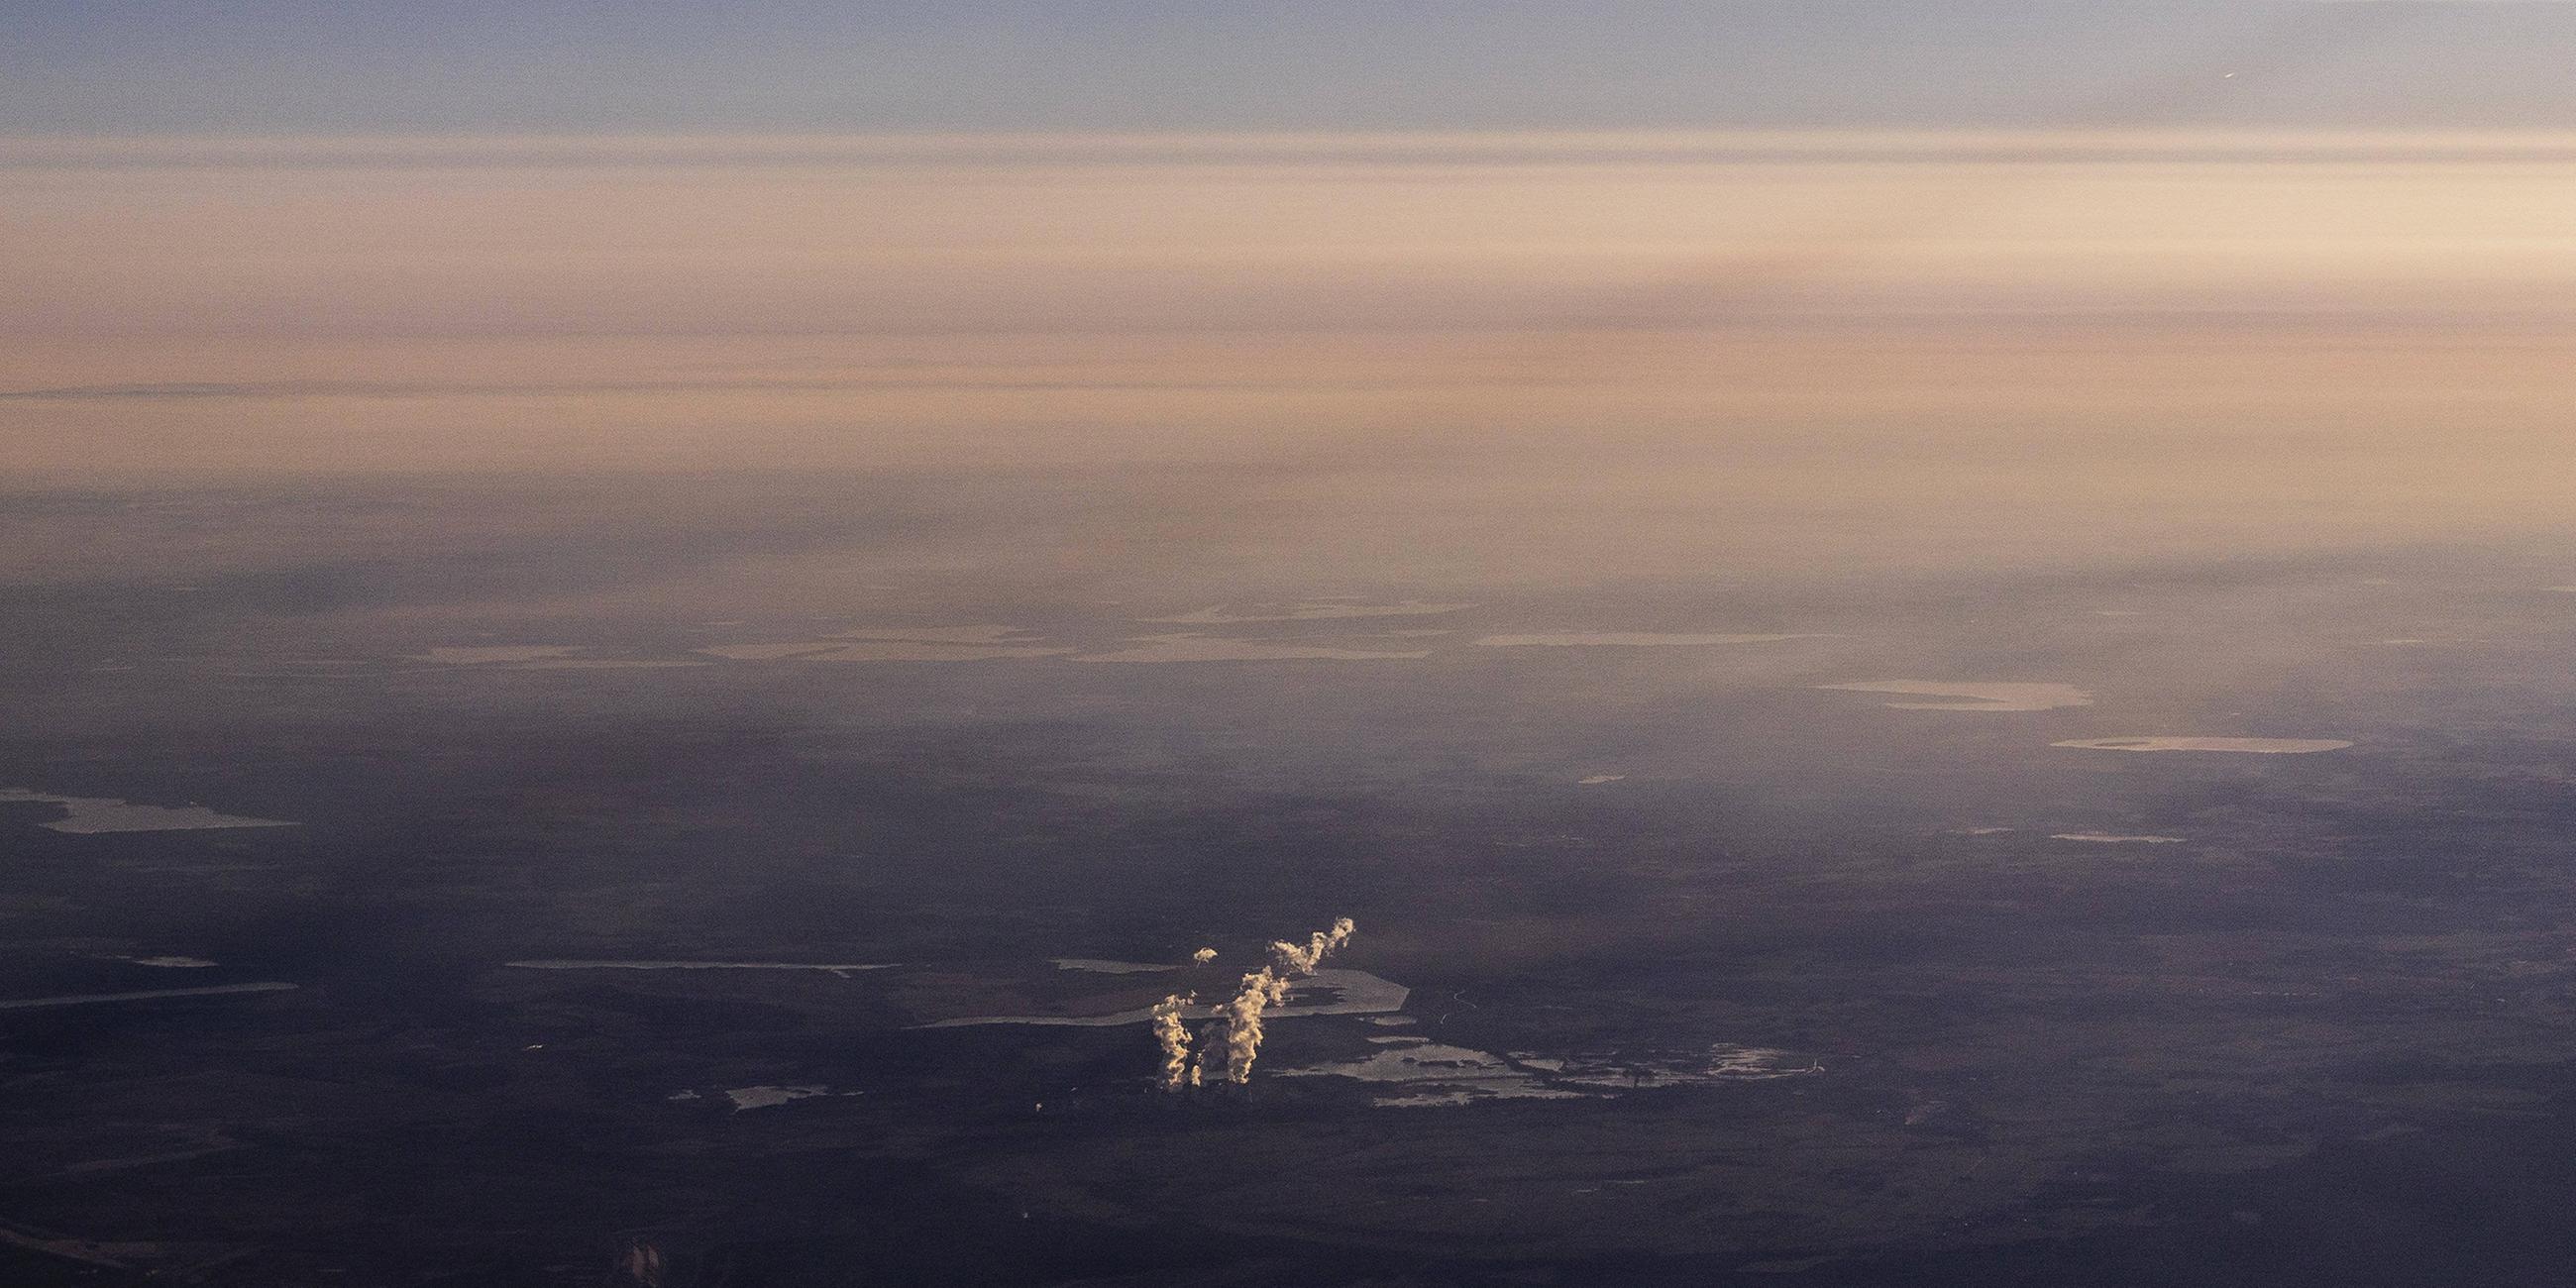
[5, 132, 2572, 573]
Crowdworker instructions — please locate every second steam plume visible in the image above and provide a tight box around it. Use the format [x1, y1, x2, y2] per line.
[1152, 917, 1354, 1090]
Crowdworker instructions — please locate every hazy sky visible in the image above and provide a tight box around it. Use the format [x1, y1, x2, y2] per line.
[8, 3, 2576, 571]
[9, 131, 2573, 506]
[8, 2, 2576, 135]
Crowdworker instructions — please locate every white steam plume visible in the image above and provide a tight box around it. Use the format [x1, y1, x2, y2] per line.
[1149, 993, 1199, 1091]
[1156, 917, 1356, 1088]
[1210, 968, 1280, 1084]
[1186, 1020, 1214, 1086]
[1200, 917, 1356, 1085]
[1267, 916, 1355, 977]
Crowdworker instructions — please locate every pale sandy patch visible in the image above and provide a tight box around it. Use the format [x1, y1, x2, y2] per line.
[722, 1085, 831, 1112]
[698, 639, 1067, 662]
[2054, 737, 2351, 754]
[505, 959, 893, 975]
[1075, 634, 1428, 663]
[832, 625, 1045, 644]
[1, 789, 296, 834]
[1475, 632, 1824, 648]
[1148, 600, 1471, 624]
[412, 645, 586, 664]
[0, 982, 296, 1010]
[1050, 958, 1183, 975]
[1818, 680, 2093, 711]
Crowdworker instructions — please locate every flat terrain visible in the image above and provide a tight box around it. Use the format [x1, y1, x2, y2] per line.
[8, 477, 2576, 1284]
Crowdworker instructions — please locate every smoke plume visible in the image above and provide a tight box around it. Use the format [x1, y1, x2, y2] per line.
[1149, 993, 1199, 1090]
[1267, 916, 1354, 976]
[1214, 970, 1276, 1083]
[615, 1240, 665, 1288]
[1153, 917, 1355, 1089]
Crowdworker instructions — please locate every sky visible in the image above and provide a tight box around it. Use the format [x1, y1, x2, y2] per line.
[7, 2, 2576, 135]
[6, 1, 2576, 572]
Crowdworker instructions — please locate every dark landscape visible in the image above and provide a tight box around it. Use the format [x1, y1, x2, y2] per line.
[12, 4, 2576, 1282]
[9, 476, 2576, 1284]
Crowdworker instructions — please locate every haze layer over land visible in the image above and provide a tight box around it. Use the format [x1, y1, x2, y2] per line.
[12, 5, 2576, 1285]
[8, 131, 2576, 586]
